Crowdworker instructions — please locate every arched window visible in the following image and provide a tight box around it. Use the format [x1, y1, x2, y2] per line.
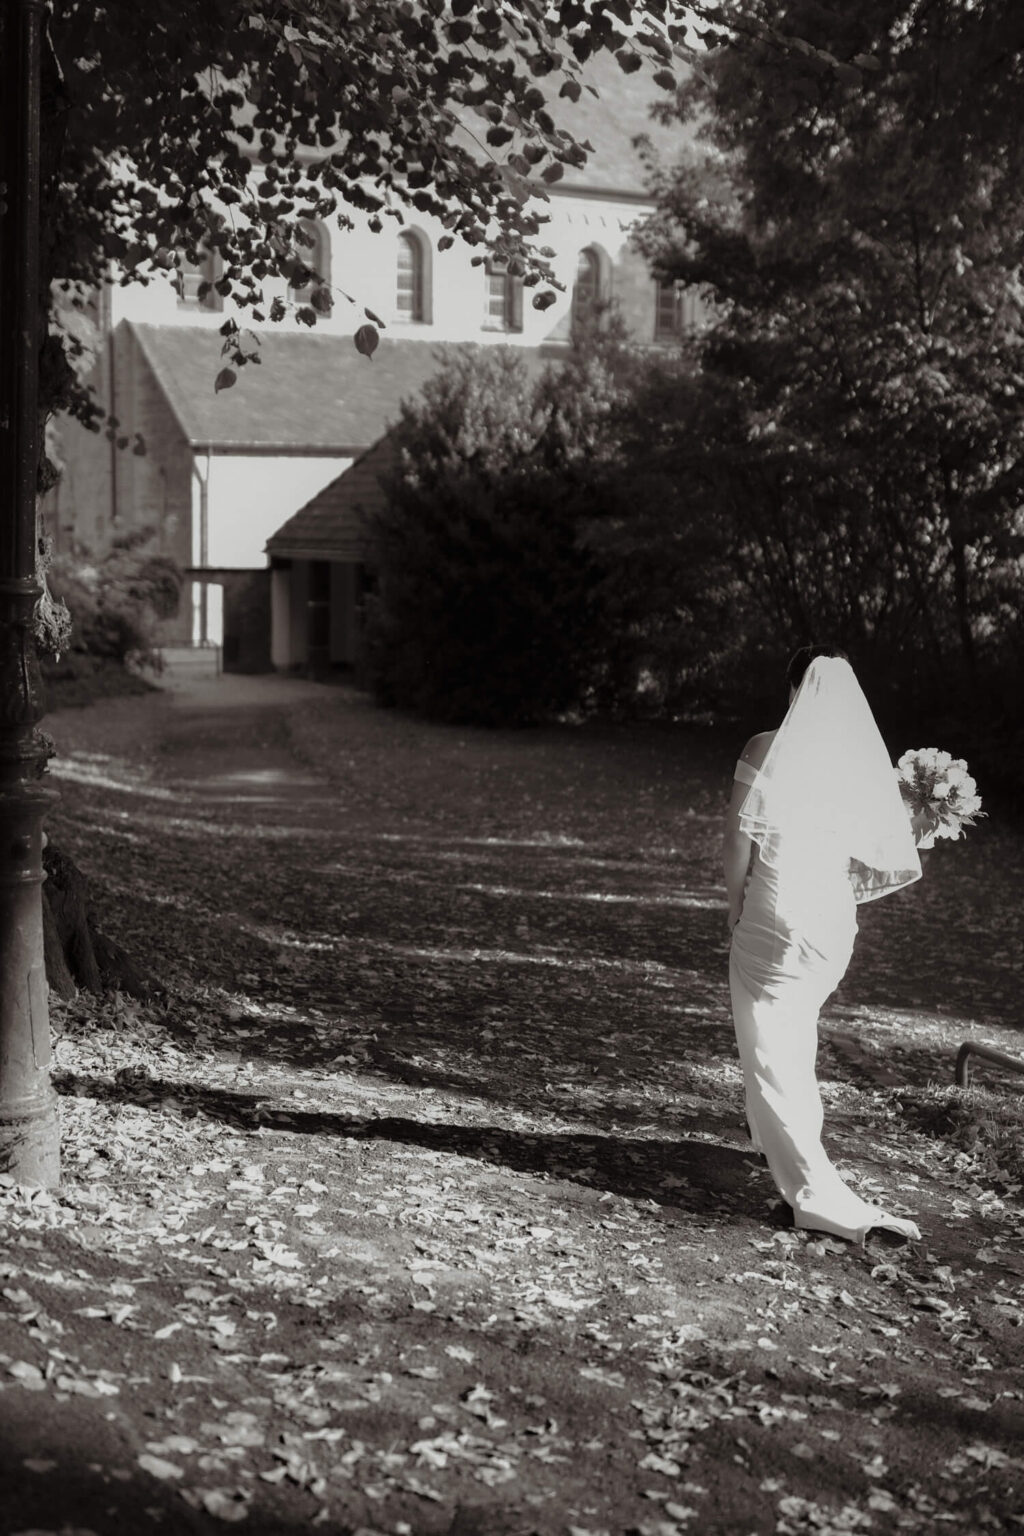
[396, 231, 425, 322]
[572, 247, 602, 332]
[288, 221, 331, 308]
[176, 246, 223, 311]
[655, 277, 696, 340]
[483, 259, 523, 333]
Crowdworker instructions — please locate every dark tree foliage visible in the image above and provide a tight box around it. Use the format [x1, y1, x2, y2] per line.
[365, 346, 623, 724]
[635, 0, 1024, 717]
[584, 343, 749, 716]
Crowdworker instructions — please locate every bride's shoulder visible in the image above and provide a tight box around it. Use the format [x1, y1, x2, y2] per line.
[739, 730, 777, 771]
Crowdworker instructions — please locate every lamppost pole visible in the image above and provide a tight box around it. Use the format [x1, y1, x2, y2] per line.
[0, 0, 61, 1186]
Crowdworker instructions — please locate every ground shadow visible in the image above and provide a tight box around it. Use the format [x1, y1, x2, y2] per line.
[55, 1070, 766, 1218]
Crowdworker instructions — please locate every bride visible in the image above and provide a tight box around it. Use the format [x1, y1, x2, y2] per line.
[724, 646, 924, 1243]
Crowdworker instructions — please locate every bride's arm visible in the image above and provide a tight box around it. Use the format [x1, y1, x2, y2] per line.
[723, 732, 774, 930]
[723, 779, 754, 931]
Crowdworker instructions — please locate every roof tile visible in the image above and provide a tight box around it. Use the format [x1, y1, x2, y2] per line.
[130, 324, 476, 453]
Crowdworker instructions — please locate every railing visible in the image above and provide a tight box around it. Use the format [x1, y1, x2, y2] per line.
[955, 1042, 1024, 1088]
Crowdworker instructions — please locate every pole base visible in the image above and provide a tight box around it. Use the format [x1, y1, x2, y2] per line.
[0, 1088, 60, 1188]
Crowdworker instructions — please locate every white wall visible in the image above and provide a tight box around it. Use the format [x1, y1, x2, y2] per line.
[108, 188, 656, 351]
[190, 580, 224, 646]
[192, 454, 353, 570]
[270, 566, 291, 669]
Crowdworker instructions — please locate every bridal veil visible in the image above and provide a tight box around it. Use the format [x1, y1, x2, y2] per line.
[738, 655, 921, 904]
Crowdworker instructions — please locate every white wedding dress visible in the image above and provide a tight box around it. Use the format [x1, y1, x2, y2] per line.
[728, 660, 922, 1244]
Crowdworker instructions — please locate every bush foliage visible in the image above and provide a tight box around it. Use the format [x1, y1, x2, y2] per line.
[365, 339, 753, 726]
[365, 347, 623, 725]
[44, 531, 182, 684]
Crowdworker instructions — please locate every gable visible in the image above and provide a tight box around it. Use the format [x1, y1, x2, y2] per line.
[267, 436, 398, 561]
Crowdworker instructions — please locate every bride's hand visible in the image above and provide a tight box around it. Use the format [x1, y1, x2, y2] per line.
[910, 806, 940, 849]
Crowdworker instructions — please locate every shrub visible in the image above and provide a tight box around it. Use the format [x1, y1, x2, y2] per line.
[43, 530, 182, 676]
[365, 347, 623, 726]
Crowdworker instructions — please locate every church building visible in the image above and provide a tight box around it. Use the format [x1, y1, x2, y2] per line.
[45, 54, 701, 675]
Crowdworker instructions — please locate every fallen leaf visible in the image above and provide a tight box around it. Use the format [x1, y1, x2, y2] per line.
[137, 1453, 184, 1481]
[639, 1452, 682, 1477]
[199, 1488, 251, 1522]
[8, 1360, 45, 1387]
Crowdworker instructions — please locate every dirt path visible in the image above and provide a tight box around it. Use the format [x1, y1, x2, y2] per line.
[2, 678, 1022, 1536]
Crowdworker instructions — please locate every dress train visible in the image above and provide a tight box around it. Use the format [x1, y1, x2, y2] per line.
[729, 844, 921, 1245]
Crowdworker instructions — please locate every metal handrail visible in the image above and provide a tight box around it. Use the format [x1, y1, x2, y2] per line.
[955, 1041, 1024, 1088]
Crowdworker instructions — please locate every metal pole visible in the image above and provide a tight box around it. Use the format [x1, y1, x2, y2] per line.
[955, 1041, 1024, 1089]
[200, 448, 210, 645]
[0, 0, 61, 1186]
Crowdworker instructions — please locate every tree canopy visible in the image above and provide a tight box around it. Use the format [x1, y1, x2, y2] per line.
[28, 0, 903, 423]
[35, 0, 711, 418]
[635, 0, 1024, 706]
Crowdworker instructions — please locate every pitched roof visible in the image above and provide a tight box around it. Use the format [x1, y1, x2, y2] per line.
[267, 435, 396, 560]
[448, 52, 693, 198]
[554, 51, 695, 196]
[130, 323, 479, 454]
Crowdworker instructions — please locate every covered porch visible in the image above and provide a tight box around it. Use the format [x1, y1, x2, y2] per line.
[265, 435, 394, 678]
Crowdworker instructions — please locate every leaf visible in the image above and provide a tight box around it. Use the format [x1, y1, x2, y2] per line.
[56, 1374, 119, 1398]
[214, 368, 236, 393]
[447, 17, 473, 45]
[8, 1360, 45, 1387]
[138, 1453, 185, 1480]
[966, 1444, 1011, 1469]
[200, 1488, 251, 1522]
[147, 1435, 199, 1455]
[579, 1365, 625, 1387]
[201, 1413, 265, 1448]
[354, 324, 379, 359]
[639, 1451, 682, 1476]
[252, 1241, 302, 1269]
[404, 1476, 444, 1501]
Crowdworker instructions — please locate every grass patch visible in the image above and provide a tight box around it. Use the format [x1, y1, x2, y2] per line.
[42, 655, 159, 710]
[897, 1080, 1024, 1186]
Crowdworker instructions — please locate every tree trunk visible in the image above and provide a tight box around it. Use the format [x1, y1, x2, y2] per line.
[42, 845, 153, 999]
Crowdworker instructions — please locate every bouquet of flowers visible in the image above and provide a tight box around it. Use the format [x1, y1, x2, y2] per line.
[896, 748, 984, 844]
